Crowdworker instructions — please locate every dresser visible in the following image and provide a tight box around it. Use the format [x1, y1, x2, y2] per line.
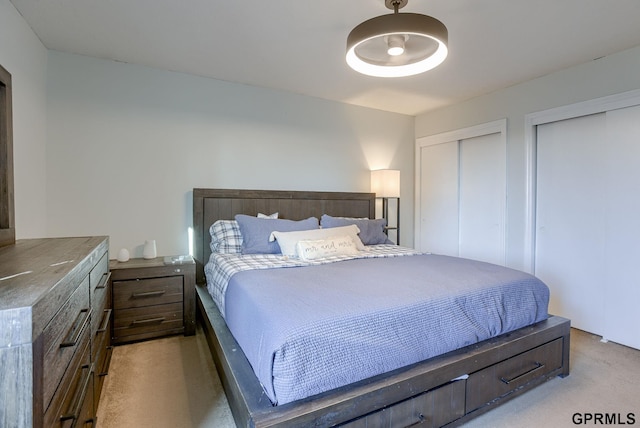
[0, 237, 110, 427]
[109, 256, 195, 344]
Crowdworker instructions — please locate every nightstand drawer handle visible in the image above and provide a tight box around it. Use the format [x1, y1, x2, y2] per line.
[95, 271, 111, 290]
[132, 290, 166, 298]
[60, 308, 91, 348]
[131, 317, 166, 326]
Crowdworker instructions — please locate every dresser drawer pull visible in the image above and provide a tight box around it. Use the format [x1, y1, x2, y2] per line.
[95, 271, 111, 290]
[131, 317, 166, 325]
[132, 290, 166, 298]
[500, 361, 545, 385]
[60, 309, 91, 348]
[99, 346, 114, 377]
[60, 362, 94, 424]
[97, 309, 112, 333]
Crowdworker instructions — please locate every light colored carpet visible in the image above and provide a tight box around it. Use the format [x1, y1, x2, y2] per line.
[96, 326, 233, 428]
[97, 327, 640, 428]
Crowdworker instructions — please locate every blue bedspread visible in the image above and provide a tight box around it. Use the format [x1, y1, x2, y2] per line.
[222, 254, 549, 405]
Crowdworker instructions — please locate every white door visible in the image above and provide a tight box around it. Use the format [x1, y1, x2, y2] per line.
[535, 113, 607, 334]
[602, 105, 640, 349]
[535, 105, 640, 349]
[418, 140, 459, 257]
[417, 122, 506, 265]
[459, 133, 505, 265]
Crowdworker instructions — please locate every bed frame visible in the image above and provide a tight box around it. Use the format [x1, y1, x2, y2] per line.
[193, 188, 570, 428]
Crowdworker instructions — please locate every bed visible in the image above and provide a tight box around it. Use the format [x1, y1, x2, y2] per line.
[193, 188, 570, 428]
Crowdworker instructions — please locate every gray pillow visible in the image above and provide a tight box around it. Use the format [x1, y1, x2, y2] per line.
[320, 214, 392, 245]
[235, 214, 319, 254]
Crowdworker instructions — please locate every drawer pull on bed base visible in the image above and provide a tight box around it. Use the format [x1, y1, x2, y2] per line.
[500, 361, 545, 385]
[405, 413, 426, 427]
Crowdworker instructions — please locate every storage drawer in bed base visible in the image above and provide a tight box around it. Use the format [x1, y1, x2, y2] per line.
[465, 337, 563, 413]
[340, 379, 466, 428]
[339, 338, 564, 428]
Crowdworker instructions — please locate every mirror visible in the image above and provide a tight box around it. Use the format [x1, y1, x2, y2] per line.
[0, 64, 15, 247]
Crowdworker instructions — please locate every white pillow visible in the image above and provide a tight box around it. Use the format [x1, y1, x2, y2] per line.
[270, 224, 365, 256]
[257, 212, 278, 219]
[297, 236, 359, 260]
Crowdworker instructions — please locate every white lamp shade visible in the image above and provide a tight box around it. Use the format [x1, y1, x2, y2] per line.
[371, 169, 400, 198]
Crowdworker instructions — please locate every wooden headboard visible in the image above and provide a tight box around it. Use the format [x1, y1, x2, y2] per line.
[192, 188, 375, 283]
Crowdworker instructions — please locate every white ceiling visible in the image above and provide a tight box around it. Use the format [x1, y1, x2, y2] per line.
[10, 0, 640, 116]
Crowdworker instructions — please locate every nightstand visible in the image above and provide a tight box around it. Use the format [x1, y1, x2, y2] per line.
[109, 256, 195, 344]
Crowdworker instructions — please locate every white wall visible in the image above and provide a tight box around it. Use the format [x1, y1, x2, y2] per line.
[0, 0, 49, 238]
[46, 52, 415, 257]
[415, 45, 640, 271]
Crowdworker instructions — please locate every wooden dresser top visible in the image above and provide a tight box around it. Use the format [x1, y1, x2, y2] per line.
[0, 236, 108, 342]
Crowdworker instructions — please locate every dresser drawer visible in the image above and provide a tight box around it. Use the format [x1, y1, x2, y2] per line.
[113, 276, 183, 309]
[94, 310, 113, 406]
[42, 276, 91, 410]
[44, 325, 93, 428]
[113, 302, 184, 342]
[90, 251, 109, 287]
[92, 308, 112, 362]
[91, 283, 110, 346]
[90, 252, 110, 331]
[465, 337, 563, 412]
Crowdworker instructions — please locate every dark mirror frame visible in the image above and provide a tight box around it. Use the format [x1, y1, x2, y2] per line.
[0, 64, 15, 247]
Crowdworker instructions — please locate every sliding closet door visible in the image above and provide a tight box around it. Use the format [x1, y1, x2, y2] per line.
[535, 113, 607, 335]
[417, 125, 505, 265]
[458, 133, 505, 265]
[602, 105, 640, 349]
[536, 105, 640, 349]
[418, 141, 459, 257]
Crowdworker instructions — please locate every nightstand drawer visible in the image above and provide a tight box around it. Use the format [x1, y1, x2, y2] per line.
[109, 256, 195, 342]
[113, 276, 183, 309]
[113, 302, 183, 341]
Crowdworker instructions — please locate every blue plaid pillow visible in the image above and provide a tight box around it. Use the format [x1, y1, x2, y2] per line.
[209, 220, 243, 254]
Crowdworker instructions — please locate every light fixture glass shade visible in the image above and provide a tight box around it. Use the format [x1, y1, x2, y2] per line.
[371, 169, 400, 198]
[346, 12, 448, 78]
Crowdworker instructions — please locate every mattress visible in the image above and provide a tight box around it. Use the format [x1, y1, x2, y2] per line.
[205, 249, 550, 405]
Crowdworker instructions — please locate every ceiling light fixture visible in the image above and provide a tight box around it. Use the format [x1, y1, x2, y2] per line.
[346, 0, 448, 78]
